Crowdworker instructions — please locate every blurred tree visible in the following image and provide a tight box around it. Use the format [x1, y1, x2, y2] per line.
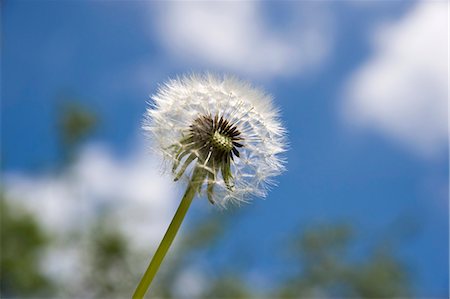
[148, 213, 238, 298]
[276, 224, 411, 298]
[137, 215, 413, 299]
[57, 101, 98, 163]
[0, 194, 53, 298]
[80, 217, 137, 299]
[201, 273, 255, 299]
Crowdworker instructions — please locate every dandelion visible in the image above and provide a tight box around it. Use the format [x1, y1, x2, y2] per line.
[133, 73, 286, 298]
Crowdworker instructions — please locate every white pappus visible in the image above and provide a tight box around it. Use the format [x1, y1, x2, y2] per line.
[143, 73, 287, 207]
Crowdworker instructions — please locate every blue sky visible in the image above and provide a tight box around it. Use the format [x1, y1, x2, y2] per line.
[2, 0, 448, 297]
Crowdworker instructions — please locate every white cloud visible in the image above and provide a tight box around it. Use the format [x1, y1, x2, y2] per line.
[173, 266, 207, 299]
[149, 1, 332, 79]
[3, 142, 179, 250]
[342, 1, 448, 157]
[3, 141, 206, 294]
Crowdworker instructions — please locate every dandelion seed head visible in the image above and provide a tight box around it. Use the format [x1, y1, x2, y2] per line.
[143, 73, 287, 207]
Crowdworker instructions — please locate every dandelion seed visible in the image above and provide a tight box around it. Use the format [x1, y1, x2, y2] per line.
[144, 73, 286, 207]
[133, 73, 286, 298]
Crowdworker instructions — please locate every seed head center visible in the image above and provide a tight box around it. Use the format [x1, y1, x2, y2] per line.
[211, 131, 233, 153]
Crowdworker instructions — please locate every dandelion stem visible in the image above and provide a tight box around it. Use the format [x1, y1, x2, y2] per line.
[132, 167, 202, 299]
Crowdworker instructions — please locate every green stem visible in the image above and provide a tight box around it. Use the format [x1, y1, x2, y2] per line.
[132, 167, 202, 299]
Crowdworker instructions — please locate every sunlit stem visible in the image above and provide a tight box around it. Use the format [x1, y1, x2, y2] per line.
[132, 166, 203, 299]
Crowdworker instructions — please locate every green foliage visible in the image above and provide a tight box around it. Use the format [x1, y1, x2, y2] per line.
[202, 274, 255, 299]
[0, 191, 412, 299]
[57, 101, 98, 162]
[277, 224, 411, 298]
[147, 213, 231, 298]
[348, 251, 411, 298]
[82, 217, 136, 299]
[0, 195, 53, 298]
[129, 215, 412, 299]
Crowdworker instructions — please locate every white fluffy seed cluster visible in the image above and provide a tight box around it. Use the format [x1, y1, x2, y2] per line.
[143, 73, 287, 207]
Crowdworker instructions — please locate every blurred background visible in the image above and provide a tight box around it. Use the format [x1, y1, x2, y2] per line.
[1, 1, 448, 298]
